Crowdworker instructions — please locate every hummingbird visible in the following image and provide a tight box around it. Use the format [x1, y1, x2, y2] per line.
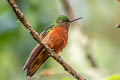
[22, 15, 82, 77]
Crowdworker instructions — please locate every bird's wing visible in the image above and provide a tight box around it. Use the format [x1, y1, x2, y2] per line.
[40, 25, 54, 39]
[22, 25, 54, 77]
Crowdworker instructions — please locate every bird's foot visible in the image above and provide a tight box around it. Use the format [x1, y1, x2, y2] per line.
[58, 56, 62, 61]
[49, 48, 55, 52]
[48, 48, 55, 56]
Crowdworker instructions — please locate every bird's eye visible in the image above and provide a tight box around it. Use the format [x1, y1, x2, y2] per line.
[58, 20, 64, 23]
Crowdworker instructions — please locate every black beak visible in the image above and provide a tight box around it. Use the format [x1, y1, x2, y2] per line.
[69, 17, 82, 23]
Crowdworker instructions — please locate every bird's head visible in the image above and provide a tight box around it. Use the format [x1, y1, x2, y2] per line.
[54, 15, 82, 30]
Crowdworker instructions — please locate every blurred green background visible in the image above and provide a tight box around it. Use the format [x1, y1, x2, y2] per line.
[0, 0, 120, 80]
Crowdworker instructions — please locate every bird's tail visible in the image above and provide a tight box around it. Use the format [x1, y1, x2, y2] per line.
[22, 44, 49, 77]
[27, 50, 49, 77]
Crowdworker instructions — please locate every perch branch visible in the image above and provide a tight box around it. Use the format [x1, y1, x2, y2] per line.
[7, 0, 86, 80]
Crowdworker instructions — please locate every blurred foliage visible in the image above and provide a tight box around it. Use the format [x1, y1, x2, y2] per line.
[0, 0, 120, 80]
[106, 74, 120, 80]
[61, 77, 72, 80]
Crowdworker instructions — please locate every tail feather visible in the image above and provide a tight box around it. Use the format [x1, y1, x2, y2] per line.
[22, 44, 43, 71]
[22, 44, 49, 77]
[27, 50, 49, 77]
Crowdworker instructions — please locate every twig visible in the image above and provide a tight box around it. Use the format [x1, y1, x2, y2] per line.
[86, 50, 97, 68]
[115, 24, 120, 28]
[7, 0, 86, 80]
[61, 0, 75, 19]
[60, 0, 97, 68]
[32, 69, 74, 80]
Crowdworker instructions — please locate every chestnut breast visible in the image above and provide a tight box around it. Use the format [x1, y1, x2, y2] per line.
[43, 26, 68, 54]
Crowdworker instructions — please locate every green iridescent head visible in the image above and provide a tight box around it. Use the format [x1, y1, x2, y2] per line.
[53, 15, 82, 26]
[54, 15, 70, 26]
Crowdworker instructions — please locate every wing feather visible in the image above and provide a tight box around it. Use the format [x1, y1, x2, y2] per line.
[23, 25, 54, 77]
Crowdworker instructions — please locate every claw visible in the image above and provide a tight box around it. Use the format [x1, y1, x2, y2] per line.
[58, 56, 62, 61]
[49, 48, 55, 52]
